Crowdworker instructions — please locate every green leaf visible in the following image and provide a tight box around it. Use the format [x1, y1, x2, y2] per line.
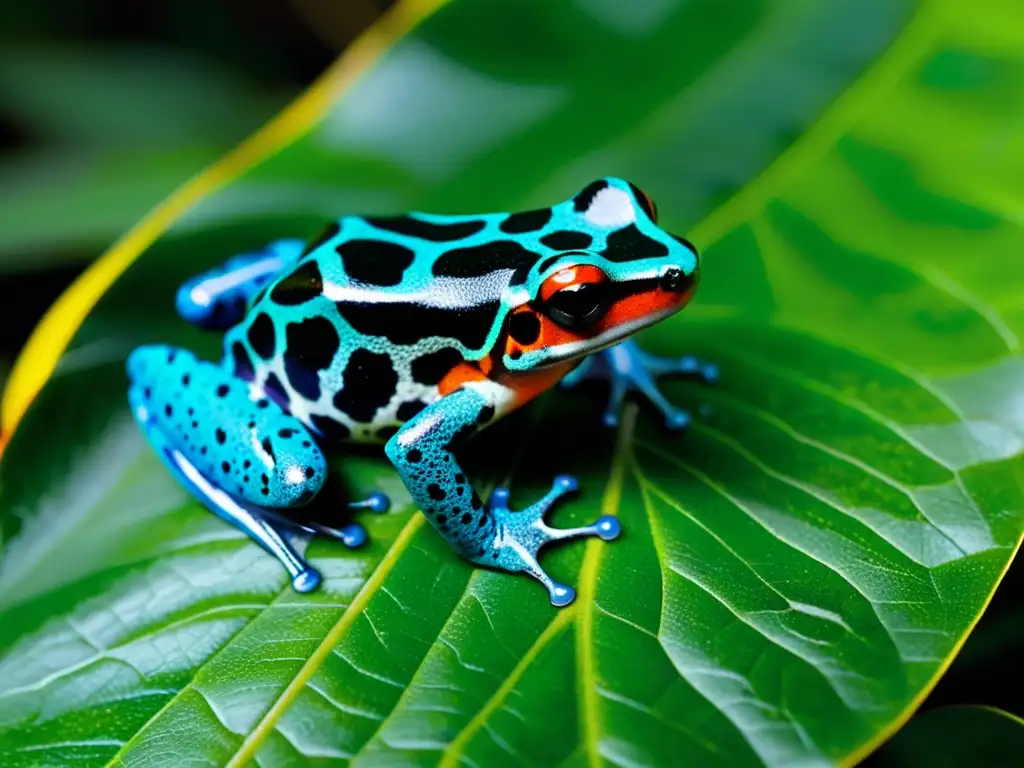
[2, 0, 1023, 766]
[869, 706, 1024, 767]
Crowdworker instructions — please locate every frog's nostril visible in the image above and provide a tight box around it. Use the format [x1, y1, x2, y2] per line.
[660, 268, 685, 293]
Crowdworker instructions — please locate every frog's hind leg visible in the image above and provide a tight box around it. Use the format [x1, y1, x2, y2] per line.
[176, 238, 306, 330]
[127, 344, 381, 591]
[129, 404, 322, 592]
[562, 338, 717, 429]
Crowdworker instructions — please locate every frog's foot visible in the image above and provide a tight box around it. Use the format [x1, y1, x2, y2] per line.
[563, 338, 717, 430]
[479, 475, 621, 607]
[176, 238, 306, 329]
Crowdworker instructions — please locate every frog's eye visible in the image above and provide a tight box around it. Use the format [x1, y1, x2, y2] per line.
[628, 182, 658, 223]
[540, 265, 610, 331]
[545, 283, 610, 330]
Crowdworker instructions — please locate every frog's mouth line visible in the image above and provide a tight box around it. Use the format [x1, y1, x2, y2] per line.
[532, 305, 682, 369]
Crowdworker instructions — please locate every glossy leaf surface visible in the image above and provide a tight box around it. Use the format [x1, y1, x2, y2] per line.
[2, 0, 1023, 766]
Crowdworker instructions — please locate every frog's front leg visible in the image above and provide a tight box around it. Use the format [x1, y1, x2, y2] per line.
[562, 338, 718, 430]
[385, 387, 619, 607]
[127, 345, 385, 592]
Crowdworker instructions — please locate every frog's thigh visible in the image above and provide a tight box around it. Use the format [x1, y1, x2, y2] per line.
[127, 345, 326, 508]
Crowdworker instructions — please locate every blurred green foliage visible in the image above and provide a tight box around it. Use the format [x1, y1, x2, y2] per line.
[0, 43, 288, 267]
[0, 0, 391, 380]
[0, 1, 344, 270]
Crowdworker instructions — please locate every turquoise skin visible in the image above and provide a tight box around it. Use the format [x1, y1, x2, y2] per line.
[127, 178, 716, 605]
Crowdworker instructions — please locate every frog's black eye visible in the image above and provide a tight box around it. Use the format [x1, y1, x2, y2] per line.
[628, 182, 658, 223]
[544, 282, 610, 330]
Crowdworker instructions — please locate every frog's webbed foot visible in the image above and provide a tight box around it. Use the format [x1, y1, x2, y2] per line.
[482, 475, 620, 607]
[562, 338, 717, 430]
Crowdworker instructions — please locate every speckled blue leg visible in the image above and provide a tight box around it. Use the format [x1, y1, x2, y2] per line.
[176, 238, 305, 329]
[127, 383, 321, 592]
[385, 387, 620, 607]
[563, 338, 718, 429]
[126, 344, 384, 592]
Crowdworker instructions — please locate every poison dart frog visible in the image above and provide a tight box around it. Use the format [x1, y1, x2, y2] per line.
[127, 178, 716, 606]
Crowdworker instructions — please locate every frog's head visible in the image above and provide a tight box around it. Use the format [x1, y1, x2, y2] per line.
[500, 177, 699, 371]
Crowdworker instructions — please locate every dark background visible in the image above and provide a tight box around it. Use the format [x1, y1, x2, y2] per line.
[0, 0, 1019, 758]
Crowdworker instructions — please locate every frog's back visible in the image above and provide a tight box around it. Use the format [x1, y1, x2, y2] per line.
[223, 210, 529, 443]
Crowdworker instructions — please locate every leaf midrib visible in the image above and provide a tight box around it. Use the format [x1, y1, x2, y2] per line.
[223, 514, 425, 767]
[575, 405, 636, 768]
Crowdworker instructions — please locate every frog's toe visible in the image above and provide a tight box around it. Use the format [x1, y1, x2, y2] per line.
[488, 474, 577, 520]
[334, 522, 368, 548]
[602, 410, 621, 429]
[263, 510, 374, 550]
[294, 519, 368, 548]
[658, 354, 719, 384]
[594, 515, 622, 540]
[291, 567, 322, 593]
[482, 474, 621, 607]
[663, 408, 692, 431]
[698, 360, 719, 384]
[349, 491, 390, 514]
[630, 373, 692, 430]
[278, 492, 386, 548]
[549, 583, 576, 608]
[554, 474, 579, 493]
